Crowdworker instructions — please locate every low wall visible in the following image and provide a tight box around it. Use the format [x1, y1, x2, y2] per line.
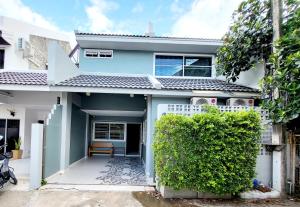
[44, 105, 62, 178]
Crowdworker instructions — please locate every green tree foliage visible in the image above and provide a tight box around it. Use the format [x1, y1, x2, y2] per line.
[216, 0, 300, 123]
[216, 0, 272, 81]
[262, 1, 300, 123]
[153, 109, 261, 195]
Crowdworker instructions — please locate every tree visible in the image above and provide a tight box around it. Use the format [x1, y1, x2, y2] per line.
[216, 0, 300, 123]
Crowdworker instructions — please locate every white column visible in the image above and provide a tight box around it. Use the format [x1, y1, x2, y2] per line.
[145, 95, 152, 178]
[60, 92, 72, 170]
[273, 151, 282, 192]
[84, 113, 89, 157]
[30, 123, 43, 190]
[272, 124, 283, 192]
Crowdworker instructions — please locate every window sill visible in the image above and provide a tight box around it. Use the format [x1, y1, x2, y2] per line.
[92, 139, 125, 142]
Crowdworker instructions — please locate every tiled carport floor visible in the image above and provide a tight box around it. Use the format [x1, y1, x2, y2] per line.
[47, 156, 147, 186]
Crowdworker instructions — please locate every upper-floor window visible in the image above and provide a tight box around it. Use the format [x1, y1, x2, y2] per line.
[155, 54, 213, 77]
[0, 50, 4, 69]
[84, 49, 113, 59]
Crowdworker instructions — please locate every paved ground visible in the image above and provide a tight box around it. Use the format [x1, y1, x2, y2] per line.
[0, 190, 300, 207]
[9, 158, 30, 179]
[47, 156, 147, 186]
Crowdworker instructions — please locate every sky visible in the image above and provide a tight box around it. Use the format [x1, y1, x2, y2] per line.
[0, 0, 243, 45]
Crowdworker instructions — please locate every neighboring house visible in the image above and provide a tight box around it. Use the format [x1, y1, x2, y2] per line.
[0, 31, 279, 191]
[0, 16, 71, 70]
[0, 16, 71, 158]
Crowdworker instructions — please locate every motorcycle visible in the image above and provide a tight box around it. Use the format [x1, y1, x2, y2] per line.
[0, 136, 17, 188]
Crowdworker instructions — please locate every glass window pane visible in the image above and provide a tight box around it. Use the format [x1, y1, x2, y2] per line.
[6, 119, 20, 152]
[185, 57, 212, 67]
[184, 57, 212, 77]
[155, 55, 183, 76]
[184, 67, 212, 77]
[0, 50, 4, 69]
[94, 123, 109, 140]
[0, 119, 6, 153]
[110, 124, 124, 140]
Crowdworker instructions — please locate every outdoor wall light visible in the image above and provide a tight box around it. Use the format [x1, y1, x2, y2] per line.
[7, 109, 16, 117]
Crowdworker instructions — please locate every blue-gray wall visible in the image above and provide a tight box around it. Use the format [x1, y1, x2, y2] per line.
[80, 49, 153, 74]
[81, 93, 146, 111]
[69, 104, 87, 164]
[89, 116, 144, 150]
[44, 105, 62, 178]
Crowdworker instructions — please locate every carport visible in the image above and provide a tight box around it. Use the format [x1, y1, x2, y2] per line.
[43, 92, 150, 186]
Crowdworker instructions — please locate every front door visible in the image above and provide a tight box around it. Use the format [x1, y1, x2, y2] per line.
[6, 120, 20, 152]
[0, 119, 6, 153]
[0, 119, 20, 153]
[126, 124, 141, 156]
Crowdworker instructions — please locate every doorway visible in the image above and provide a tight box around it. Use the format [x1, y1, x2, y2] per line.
[0, 119, 20, 153]
[126, 124, 141, 156]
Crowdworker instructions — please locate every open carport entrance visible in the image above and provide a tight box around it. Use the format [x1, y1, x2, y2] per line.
[44, 92, 149, 186]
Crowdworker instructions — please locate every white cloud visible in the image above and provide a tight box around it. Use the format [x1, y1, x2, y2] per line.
[170, 0, 243, 39]
[0, 0, 59, 31]
[0, 0, 76, 46]
[132, 2, 144, 13]
[170, 0, 184, 16]
[85, 0, 119, 33]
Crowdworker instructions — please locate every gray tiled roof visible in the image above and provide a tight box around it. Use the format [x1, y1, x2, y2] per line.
[0, 72, 258, 93]
[0, 36, 10, 46]
[0, 72, 47, 85]
[57, 74, 154, 89]
[157, 78, 259, 93]
[75, 32, 222, 42]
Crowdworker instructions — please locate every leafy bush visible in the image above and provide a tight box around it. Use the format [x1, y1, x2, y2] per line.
[153, 108, 261, 195]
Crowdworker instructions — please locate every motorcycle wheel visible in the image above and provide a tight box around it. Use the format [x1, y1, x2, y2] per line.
[9, 170, 17, 185]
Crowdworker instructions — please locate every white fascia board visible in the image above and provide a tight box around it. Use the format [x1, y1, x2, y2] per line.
[0, 84, 50, 91]
[50, 86, 259, 98]
[76, 36, 223, 46]
[0, 84, 260, 98]
[50, 86, 190, 96]
[192, 90, 260, 98]
[82, 109, 145, 117]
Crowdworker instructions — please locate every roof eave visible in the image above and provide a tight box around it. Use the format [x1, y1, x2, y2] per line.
[76, 35, 223, 46]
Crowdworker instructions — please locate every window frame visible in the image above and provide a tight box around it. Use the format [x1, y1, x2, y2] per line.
[153, 53, 215, 78]
[0, 49, 5, 69]
[84, 49, 113, 59]
[92, 122, 126, 142]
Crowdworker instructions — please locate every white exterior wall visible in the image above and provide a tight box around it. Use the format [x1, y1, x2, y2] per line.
[256, 146, 272, 186]
[0, 91, 60, 158]
[0, 16, 71, 70]
[217, 63, 265, 89]
[0, 105, 26, 152]
[24, 109, 49, 157]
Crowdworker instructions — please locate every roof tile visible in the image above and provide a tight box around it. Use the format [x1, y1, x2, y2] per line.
[57, 74, 154, 89]
[75, 32, 222, 42]
[0, 72, 47, 85]
[157, 78, 259, 93]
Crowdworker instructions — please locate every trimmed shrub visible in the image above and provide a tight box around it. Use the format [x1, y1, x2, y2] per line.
[153, 108, 261, 195]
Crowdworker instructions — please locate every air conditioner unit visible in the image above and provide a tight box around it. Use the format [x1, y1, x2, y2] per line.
[190, 97, 217, 105]
[226, 98, 254, 106]
[17, 38, 25, 50]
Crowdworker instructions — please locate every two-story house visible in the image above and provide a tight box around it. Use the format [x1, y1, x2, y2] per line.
[0, 32, 275, 190]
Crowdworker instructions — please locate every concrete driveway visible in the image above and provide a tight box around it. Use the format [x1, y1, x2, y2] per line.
[0, 190, 300, 207]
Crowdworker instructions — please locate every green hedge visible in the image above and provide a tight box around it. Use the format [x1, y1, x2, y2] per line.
[153, 107, 261, 195]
